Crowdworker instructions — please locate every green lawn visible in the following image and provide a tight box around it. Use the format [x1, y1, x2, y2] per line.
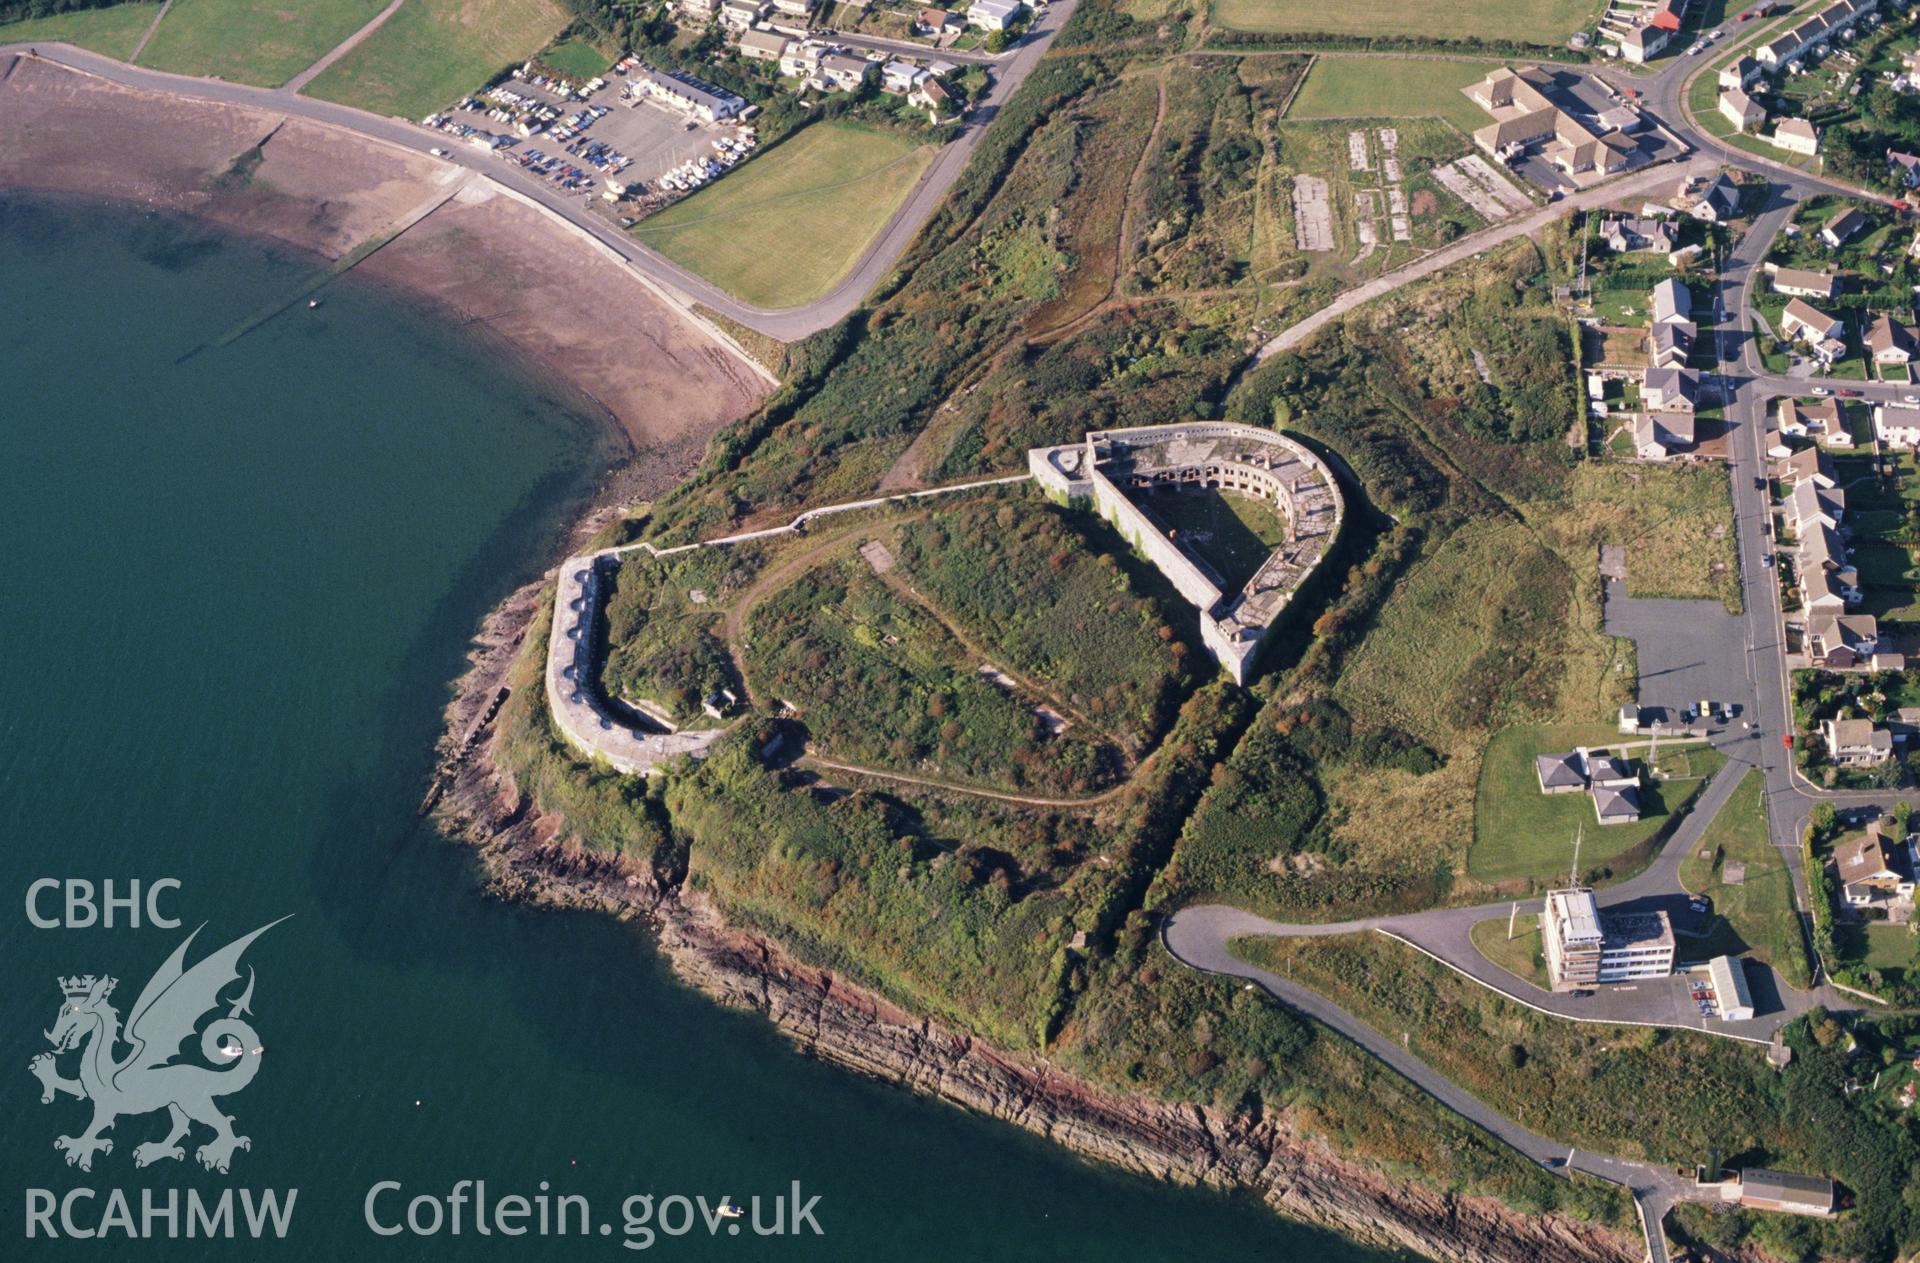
[303, 0, 571, 120]
[1469, 914, 1551, 989]
[1678, 770, 1811, 987]
[635, 122, 935, 310]
[137, 0, 389, 87]
[1210, 0, 1600, 44]
[535, 35, 610, 82]
[1283, 56, 1492, 134]
[0, 2, 161, 57]
[1469, 723, 1724, 886]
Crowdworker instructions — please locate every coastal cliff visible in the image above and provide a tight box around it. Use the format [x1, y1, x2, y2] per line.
[431, 577, 1640, 1263]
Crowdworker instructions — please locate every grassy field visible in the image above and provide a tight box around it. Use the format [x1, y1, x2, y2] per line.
[1210, 0, 1599, 43]
[536, 35, 611, 81]
[1470, 723, 1724, 887]
[1547, 463, 1743, 612]
[1284, 56, 1493, 134]
[1679, 770, 1811, 987]
[635, 123, 933, 309]
[303, 0, 570, 120]
[137, 0, 390, 87]
[0, 2, 161, 57]
[1133, 487, 1288, 592]
[1470, 913, 1551, 989]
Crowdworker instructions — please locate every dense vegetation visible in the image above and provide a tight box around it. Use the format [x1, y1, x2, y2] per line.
[602, 543, 763, 724]
[0, 0, 119, 22]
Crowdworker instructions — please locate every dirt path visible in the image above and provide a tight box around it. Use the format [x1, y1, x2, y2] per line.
[283, 0, 409, 93]
[128, 0, 171, 62]
[799, 754, 1128, 808]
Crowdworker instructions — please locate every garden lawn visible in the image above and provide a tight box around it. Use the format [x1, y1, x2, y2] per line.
[1469, 723, 1724, 886]
[1210, 0, 1601, 44]
[635, 123, 934, 309]
[0, 2, 160, 57]
[1470, 914, 1551, 989]
[302, 0, 571, 120]
[1678, 770, 1811, 988]
[138, 0, 390, 87]
[1283, 56, 1492, 134]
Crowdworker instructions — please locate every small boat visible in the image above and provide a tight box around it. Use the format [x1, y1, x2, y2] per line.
[308, 299, 321, 309]
[215, 1042, 242, 1059]
[716, 1200, 744, 1220]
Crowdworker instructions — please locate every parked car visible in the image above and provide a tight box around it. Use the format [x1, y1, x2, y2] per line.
[1839, 388, 1863, 398]
[1812, 385, 1832, 396]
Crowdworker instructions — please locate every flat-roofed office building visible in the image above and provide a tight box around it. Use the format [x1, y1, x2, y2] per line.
[1543, 888, 1674, 991]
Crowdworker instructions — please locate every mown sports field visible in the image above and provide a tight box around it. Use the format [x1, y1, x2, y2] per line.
[136, 0, 389, 87]
[1284, 56, 1493, 134]
[303, 0, 571, 120]
[634, 122, 934, 310]
[1211, 0, 1601, 44]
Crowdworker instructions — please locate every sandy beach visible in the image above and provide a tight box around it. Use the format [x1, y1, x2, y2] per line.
[0, 53, 770, 455]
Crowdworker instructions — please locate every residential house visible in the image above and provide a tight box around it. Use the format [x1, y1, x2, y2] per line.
[736, 28, 787, 60]
[1808, 613, 1881, 667]
[1592, 784, 1644, 824]
[1778, 396, 1843, 441]
[1601, 216, 1676, 254]
[1689, 172, 1741, 221]
[1642, 365, 1699, 413]
[1767, 264, 1838, 299]
[1772, 117, 1821, 155]
[769, 0, 813, 15]
[717, 0, 764, 29]
[678, 0, 721, 18]
[1651, 277, 1692, 324]
[1823, 206, 1866, 248]
[1780, 297, 1844, 346]
[1834, 826, 1916, 904]
[1649, 319, 1696, 368]
[909, 75, 959, 121]
[1868, 313, 1915, 364]
[778, 40, 825, 77]
[917, 5, 963, 34]
[1786, 478, 1846, 533]
[1535, 751, 1588, 793]
[1876, 402, 1920, 448]
[1776, 443, 1838, 488]
[1889, 149, 1920, 188]
[818, 51, 876, 91]
[966, 0, 1025, 30]
[880, 59, 927, 94]
[1719, 56, 1761, 90]
[1634, 410, 1697, 458]
[1802, 561, 1862, 614]
[1720, 88, 1766, 131]
[1622, 23, 1675, 63]
[1824, 717, 1895, 767]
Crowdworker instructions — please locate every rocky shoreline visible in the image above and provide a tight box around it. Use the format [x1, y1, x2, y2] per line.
[429, 578, 1639, 1263]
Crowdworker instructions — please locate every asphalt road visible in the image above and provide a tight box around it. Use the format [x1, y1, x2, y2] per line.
[0, 0, 1076, 341]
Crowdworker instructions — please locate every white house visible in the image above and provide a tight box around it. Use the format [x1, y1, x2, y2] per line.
[1720, 88, 1766, 131]
[1771, 117, 1821, 155]
[1876, 403, 1920, 449]
[966, 0, 1025, 30]
[1780, 297, 1844, 345]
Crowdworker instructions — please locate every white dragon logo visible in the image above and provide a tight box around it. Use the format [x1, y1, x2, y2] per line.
[29, 918, 287, 1174]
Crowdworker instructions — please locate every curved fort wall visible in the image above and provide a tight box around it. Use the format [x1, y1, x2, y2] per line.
[1029, 422, 1343, 684]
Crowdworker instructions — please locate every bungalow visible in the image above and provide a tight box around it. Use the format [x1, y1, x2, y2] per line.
[1592, 784, 1644, 824]
[966, 0, 1025, 29]
[1601, 216, 1676, 254]
[1867, 313, 1915, 364]
[1823, 206, 1866, 248]
[1890, 149, 1920, 188]
[1808, 612, 1881, 667]
[1651, 277, 1692, 324]
[917, 5, 963, 34]
[819, 51, 876, 91]
[1649, 319, 1696, 368]
[1767, 264, 1838, 299]
[1786, 478, 1846, 533]
[1779, 396, 1843, 441]
[1772, 117, 1821, 156]
[1780, 297, 1844, 346]
[1824, 716, 1895, 767]
[1720, 88, 1766, 131]
[1689, 172, 1741, 222]
[1642, 365, 1699, 413]
[1635, 410, 1697, 458]
[736, 28, 788, 61]
[1536, 751, 1588, 793]
[1876, 402, 1920, 448]
[1834, 826, 1916, 903]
